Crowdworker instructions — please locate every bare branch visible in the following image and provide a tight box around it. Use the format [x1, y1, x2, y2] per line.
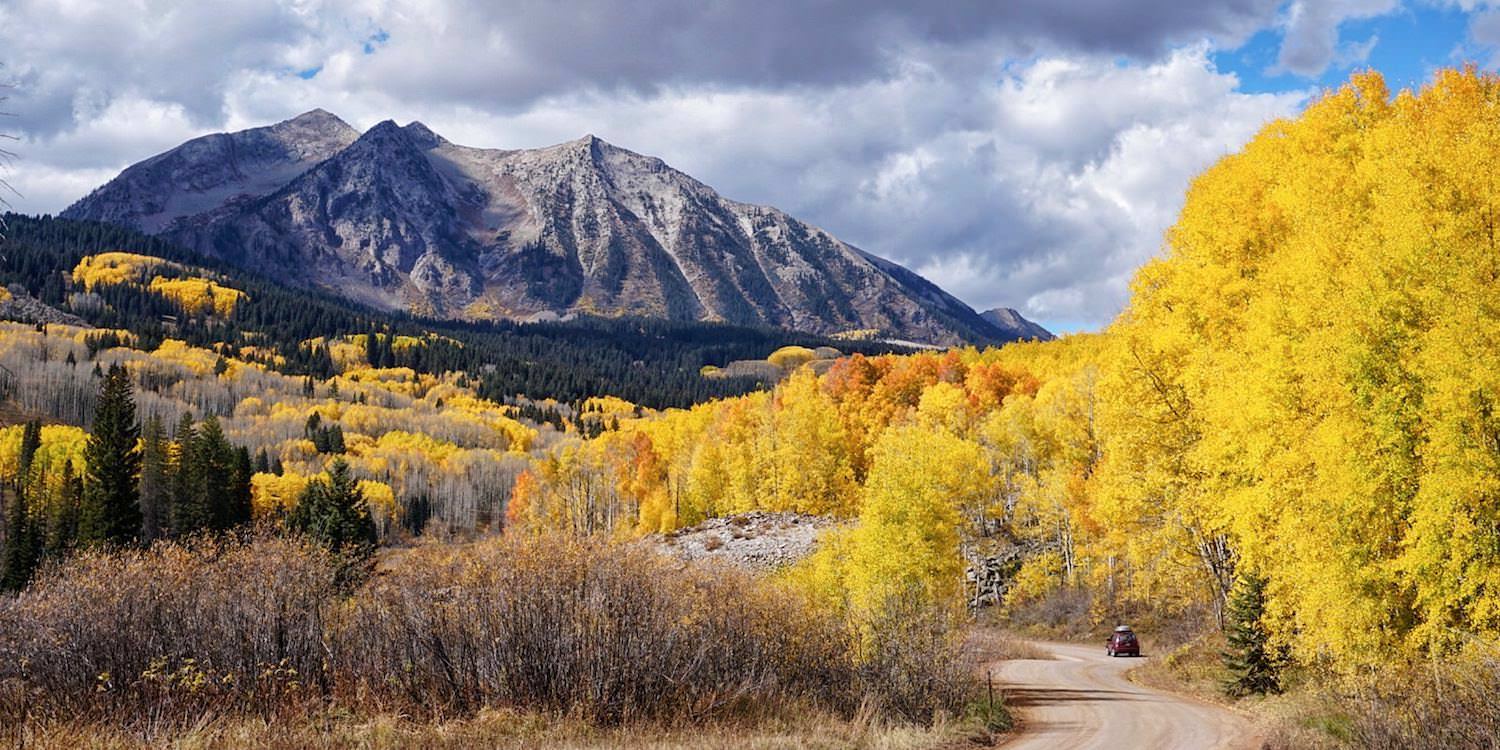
[0, 65, 17, 237]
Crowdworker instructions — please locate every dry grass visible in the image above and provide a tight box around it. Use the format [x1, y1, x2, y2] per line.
[6, 704, 984, 749]
[1129, 629, 1236, 705]
[1257, 651, 1500, 750]
[962, 627, 1048, 664]
[0, 533, 989, 747]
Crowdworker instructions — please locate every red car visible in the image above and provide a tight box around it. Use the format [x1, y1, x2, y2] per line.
[1106, 626, 1140, 657]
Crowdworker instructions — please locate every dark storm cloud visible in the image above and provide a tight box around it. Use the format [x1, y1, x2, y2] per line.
[347, 0, 1284, 108]
[0, 0, 1324, 329]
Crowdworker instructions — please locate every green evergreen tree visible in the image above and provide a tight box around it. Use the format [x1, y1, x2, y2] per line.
[195, 415, 233, 531]
[1, 485, 38, 592]
[16, 419, 41, 484]
[364, 331, 380, 368]
[227, 445, 254, 529]
[287, 458, 376, 558]
[138, 415, 169, 543]
[1222, 572, 1282, 696]
[79, 364, 141, 546]
[45, 461, 82, 557]
[169, 413, 204, 536]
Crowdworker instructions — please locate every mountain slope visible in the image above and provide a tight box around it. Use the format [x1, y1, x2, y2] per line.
[981, 307, 1053, 341]
[0, 213, 908, 410]
[64, 112, 1011, 345]
[65, 110, 359, 234]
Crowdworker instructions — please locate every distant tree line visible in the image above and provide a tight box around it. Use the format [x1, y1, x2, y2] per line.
[0, 366, 373, 591]
[0, 214, 907, 409]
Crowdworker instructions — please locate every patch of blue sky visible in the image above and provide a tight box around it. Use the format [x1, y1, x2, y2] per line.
[364, 28, 390, 54]
[1210, 3, 1474, 98]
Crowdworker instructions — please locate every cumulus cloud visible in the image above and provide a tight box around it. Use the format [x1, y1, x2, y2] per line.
[1274, 0, 1400, 76]
[0, 0, 1316, 330]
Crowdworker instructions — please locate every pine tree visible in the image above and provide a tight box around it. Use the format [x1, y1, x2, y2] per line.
[45, 461, 83, 557]
[79, 364, 142, 546]
[365, 331, 380, 368]
[1, 486, 38, 592]
[138, 415, 169, 543]
[16, 419, 41, 485]
[287, 458, 376, 557]
[195, 415, 233, 530]
[169, 413, 204, 536]
[1222, 573, 1282, 696]
[227, 446, 254, 529]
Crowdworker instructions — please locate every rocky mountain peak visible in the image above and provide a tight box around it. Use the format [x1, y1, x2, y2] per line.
[981, 307, 1054, 341]
[402, 121, 446, 149]
[63, 112, 1026, 346]
[284, 108, 349, 128]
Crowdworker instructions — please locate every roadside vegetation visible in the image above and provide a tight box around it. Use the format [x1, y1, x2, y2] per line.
[0, 533, 997, 747]
[9, 65, 1500, 748]
[520, 67, 1500, 747]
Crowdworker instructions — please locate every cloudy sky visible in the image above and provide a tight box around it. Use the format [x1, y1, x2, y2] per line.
[0, 1, 1492, 332]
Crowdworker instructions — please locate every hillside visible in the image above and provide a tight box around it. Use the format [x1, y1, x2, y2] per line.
[515, 71, 1500, 701]
[981, 307, 1054, 341]
[64, 112, 1022, 346]
[0, 215, 906, 410]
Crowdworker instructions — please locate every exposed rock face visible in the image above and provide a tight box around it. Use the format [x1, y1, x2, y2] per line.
[656, 512, 837, 570]
[981, 307, 1054, 341]
[0, 285, 89, 327]
[65, 109, 359, 235]
[65, 112, 1017, 345]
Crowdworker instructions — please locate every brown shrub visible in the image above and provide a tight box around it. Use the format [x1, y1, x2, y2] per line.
[0, 533, 973, 738]
[855, 595, 971, 722]
[0, 535, 337, 731]
[331, 533, 857, 723]
[1338, 655, 1500, 749]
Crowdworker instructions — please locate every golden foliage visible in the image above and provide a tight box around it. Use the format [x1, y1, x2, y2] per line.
[71, 252, 171, 289]
[147, 276, 247, 316]
[519, 69, 1500, 672]
[768, 345, 817, 370]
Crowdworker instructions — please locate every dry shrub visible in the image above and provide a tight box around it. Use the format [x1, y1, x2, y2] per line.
[855, 594, 971, 723]
[1339, 654, 1500, 749]
[0, 532, 974, 739]
[1004, 586, 1093, 637]
[0, 535, 338, 731]
[1257, 652, 1500, 750]
[331, 533, 856, 723]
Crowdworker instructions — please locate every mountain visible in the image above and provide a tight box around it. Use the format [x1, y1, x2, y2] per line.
[64, 112, 1013, 345]
[980, 307, 1053, 341]
[0, 213, 909, 410]
[65, 110, 359, 234]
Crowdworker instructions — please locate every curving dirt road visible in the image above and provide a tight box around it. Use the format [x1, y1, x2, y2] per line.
[992, 641, 1258, 750]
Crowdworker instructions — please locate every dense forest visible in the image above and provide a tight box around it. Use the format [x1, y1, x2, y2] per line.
[519, 69, 1500, 681]
[13, 66, 1500, 750]
[0, 214, 904, 409]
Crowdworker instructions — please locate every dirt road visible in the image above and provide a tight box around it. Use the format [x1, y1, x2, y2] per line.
[993, 641, 1258, 750]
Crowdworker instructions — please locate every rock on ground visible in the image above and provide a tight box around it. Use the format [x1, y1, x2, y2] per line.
[655, 511, 838, 571]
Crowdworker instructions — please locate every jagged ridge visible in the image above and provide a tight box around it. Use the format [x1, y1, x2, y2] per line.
[65, 111, 1032, 346]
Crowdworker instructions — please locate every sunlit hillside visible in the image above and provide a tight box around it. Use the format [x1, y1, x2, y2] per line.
[12, 65, 1500, 750]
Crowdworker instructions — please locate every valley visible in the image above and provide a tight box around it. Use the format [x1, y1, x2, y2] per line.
[5, 11, 1500, 747]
